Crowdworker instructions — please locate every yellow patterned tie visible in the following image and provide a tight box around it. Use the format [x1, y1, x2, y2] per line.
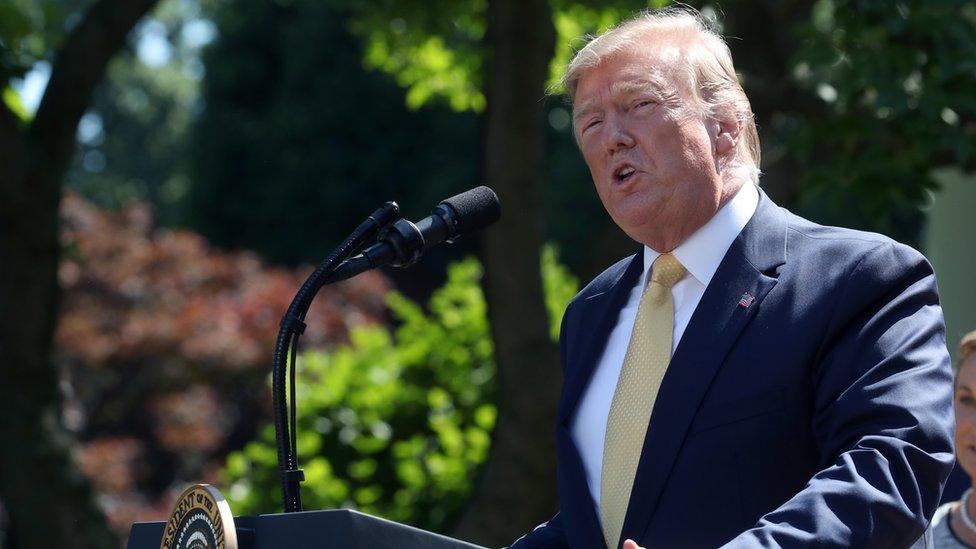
[600, 253, 686, 549]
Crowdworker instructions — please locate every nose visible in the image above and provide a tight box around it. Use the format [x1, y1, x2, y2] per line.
[603, 113, 635, 153]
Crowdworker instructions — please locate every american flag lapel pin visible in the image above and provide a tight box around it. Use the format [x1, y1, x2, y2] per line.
[737, 292, 756, 309]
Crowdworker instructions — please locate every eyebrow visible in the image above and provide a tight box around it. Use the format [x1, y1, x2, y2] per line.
[615, 77, 668, 97]
[572, 99, 600, 123]
[572, 75, 672, 124]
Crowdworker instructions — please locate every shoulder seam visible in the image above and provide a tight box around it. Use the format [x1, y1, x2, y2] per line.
[786, 225, 894, 245]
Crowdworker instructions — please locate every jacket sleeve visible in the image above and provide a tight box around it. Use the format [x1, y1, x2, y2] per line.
[509, 298, 583, 549]
[721, 242, 955, 548]
[508, 512, 570, 549]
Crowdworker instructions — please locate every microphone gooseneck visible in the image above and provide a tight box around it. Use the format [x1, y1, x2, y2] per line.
[273, 187, 500, 513]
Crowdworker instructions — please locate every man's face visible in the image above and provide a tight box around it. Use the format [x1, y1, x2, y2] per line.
[573, 47, 738, 250]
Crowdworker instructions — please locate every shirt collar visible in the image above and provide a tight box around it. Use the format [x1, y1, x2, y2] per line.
[641, 182, 759, 287]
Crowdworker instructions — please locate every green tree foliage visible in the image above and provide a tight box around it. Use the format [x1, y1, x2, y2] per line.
[349, 0, 665, 278]
[0, 0, 88, 86]
[221, 248, 578, 531]
[784, 0, 976, 240]
[181, 0, 660, 277]
[351, 0, 487, 112]
[1, 0, 217, 221]
[350, 0, 668, 110]
[66, 0, 216, 225]
[347, 0, 976, 257]
[184, 0, 479, 266]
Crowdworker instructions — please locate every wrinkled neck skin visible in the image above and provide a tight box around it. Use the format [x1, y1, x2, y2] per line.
[639, 174, 745, 253]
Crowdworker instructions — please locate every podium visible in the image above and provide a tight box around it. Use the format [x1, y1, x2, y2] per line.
[127, 508, 486, 548]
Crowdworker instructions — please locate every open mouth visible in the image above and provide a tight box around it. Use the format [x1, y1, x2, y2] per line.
[614, 165, 637, 183]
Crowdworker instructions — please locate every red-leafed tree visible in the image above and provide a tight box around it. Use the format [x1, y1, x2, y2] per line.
[55, 193, 391, 537]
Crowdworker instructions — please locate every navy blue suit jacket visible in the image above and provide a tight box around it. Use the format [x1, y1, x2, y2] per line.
[512, 191, 954, 548]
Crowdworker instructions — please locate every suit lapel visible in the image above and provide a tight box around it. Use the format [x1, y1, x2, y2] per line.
[557, 252, 644, 426]
[619, 191, 789, 545]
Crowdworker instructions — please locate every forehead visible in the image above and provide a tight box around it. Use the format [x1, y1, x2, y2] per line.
[958, 355, 976, 387]
[572, 48, 679, 112]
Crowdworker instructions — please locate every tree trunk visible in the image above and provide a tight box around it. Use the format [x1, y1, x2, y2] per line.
[0, 0, 159, 546]
[717, 0, 820, 210]
[452, 0, 559, 545]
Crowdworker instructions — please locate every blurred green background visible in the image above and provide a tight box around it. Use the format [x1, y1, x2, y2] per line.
[1, 0, 975, 547]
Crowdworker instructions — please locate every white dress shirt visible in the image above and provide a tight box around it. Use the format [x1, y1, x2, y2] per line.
[570, 182, 759, 511]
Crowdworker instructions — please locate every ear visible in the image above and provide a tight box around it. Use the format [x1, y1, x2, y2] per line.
[714, 118, 740, 156]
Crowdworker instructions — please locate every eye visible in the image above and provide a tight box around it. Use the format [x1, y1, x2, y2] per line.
[582, 118, 602, 133]
[633, 99, 656, 110]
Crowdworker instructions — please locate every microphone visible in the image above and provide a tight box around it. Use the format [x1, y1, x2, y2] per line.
[325, 186, 501, 281]
[273, 186, 499, 512]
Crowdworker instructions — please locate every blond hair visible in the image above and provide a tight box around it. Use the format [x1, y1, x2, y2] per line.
[959, 330, 976, 371]
[562, 6, 761, 184]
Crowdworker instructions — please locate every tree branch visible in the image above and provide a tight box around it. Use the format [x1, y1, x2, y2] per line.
[27, 0, 160, 185]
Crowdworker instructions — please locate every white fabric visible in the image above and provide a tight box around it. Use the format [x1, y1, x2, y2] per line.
[570, 182, 759, 511]
[931, 502, 969, 548]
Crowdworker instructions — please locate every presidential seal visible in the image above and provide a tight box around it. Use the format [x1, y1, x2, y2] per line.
[160, 484, 237, 549]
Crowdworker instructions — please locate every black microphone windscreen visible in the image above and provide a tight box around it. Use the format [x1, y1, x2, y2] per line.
[441, 186, 501, 234]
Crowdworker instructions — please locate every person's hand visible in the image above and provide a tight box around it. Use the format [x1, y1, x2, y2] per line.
[623, 540, 646, 549]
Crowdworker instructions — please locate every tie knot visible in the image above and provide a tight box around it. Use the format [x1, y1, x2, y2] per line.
[651, 253, 686, 289]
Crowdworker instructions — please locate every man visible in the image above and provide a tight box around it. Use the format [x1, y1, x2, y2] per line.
[511, 7, 954, 549]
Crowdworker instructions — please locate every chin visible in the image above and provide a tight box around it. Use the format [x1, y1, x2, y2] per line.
[959, 453, 976, 480]
[616, 221, 657, 247]
[610, 213, 648, 237]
